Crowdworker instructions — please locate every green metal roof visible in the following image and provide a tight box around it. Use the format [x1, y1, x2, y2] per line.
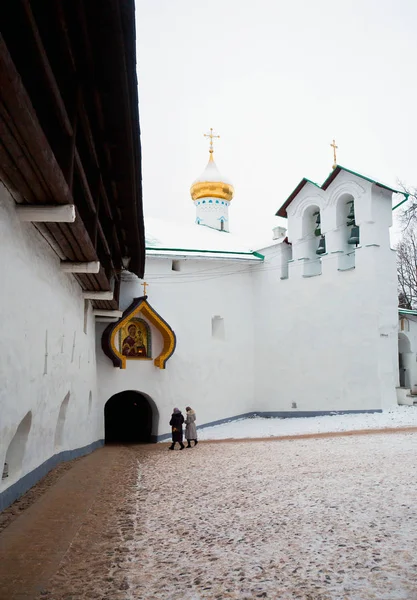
[398, 308, 417, 316]
[146, 246, 265, 260]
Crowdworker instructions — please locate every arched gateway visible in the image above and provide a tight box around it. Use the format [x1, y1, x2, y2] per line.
[104, 391, 159, 444]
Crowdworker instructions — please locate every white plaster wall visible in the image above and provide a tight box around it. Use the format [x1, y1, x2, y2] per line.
[96, 171, 399, 435]
[398, 317, 417, 390]
[0, 184, 99, 491]
[253, 173, 398, 412]
[97, 257, 255, 436]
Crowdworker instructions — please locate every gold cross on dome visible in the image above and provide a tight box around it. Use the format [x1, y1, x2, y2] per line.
[330, 139, 338, 170]
[141, 281, 148, 296]
[204, 128, 220, 154]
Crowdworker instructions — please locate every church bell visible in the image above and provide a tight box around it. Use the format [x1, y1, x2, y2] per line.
[346, 202, 359, 245]
[346, 203, 355, 226]
[347, 225, 360, 246]
[314, 212, 321, 237]
[316, 235, 326, 255]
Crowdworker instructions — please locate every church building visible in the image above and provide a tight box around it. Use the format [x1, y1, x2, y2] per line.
[0, 2, 412, 513]
[99, 132, 403, 445]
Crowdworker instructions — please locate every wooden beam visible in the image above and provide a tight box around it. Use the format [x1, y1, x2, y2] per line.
[93, 309, 122, 318]
[74, 152, 115, 265]
[16, 204, 76, 222]
[113, 275, 121, 305]
[61, 261, 100, 273]
[95, 317, 119, 323]
[0, 102, 47, 202]
[0, 35, 73, 206]
[82, 291, 113, 301]
[21, 0, 73, 137]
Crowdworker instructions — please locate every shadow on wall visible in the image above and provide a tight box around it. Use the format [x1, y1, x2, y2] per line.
[2, 411, 32, 485]
[104, 390, 159, 444]
[55, 391, 70, 450]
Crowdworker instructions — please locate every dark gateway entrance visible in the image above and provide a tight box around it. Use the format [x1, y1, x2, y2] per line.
[105, 391, 158, 444]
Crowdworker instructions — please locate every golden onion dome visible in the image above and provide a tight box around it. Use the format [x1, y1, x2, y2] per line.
[190, 153, 234, 202]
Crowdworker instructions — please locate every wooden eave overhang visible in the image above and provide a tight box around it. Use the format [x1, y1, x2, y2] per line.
[0, 0, 145, 309]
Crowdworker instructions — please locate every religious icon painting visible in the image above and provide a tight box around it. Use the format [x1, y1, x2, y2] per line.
[102, 296, 176, 369]
[119, 318, 151, 359]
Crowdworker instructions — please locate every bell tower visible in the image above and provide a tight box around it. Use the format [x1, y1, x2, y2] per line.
[190, 128, 234, 232]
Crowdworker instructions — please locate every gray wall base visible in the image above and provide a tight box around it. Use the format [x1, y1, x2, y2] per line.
[156, 409, 383, 441]
[0, 439, 104, 512]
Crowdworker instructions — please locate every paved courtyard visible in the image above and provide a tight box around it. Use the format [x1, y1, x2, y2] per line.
[1, 433, 417, 599]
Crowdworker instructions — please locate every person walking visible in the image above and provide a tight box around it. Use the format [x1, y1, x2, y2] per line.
[185, 406, 198, 447]
[169, 408, 184, 450]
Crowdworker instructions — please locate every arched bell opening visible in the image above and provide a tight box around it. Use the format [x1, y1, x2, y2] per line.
[335, 193, 358, 270]
[104, 391, 159, 444]
[301, 204, 323, 277]
[398, 332, 414, 389]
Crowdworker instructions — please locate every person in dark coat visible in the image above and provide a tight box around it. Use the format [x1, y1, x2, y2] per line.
[169, 408, 184, 450]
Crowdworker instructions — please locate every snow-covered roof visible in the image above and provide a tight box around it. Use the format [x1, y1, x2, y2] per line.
[277, 165, 406, 218]
[145, 217, 264, 261]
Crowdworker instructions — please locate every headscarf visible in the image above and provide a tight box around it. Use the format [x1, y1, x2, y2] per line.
[173, 407, 180, 413]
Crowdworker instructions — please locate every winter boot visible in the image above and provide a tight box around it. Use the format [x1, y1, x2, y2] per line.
[169, 443, 175, 450]
[180, 442, 185, 450]
[194, 439, 198, 446]
[186, 441, 192, 448]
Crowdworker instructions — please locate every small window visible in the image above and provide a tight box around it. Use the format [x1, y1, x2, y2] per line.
[172, 260, 181, 272]
[212, 316, 225, 340]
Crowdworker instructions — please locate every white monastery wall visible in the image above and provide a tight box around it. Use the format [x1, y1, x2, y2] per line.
[97, 257, 255, 436]
[96, 169, 399, 438]
[252, 172, 398, 413]
[398, 315, 417, 394]
[0, 184, 100, 504]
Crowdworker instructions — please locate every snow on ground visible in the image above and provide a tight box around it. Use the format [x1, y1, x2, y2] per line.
[195, 407, 417, 441]
[129, 434, 417, 599]
[37, 435, 417, 599]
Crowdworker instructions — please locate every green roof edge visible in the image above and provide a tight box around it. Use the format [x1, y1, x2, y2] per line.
[335, 165, 402, 195]
[398, 308, 417, 316]
[146, 246, 265, 260]
[305, 178, 321, 188]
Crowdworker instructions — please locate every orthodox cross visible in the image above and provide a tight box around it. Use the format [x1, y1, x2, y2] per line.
[330, 139, 338, 170]
[142, 281, 148, 296]
[204, 128, 220, 154]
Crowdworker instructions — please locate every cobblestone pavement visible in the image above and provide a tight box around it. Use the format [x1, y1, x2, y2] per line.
[1, 433, 417, 600]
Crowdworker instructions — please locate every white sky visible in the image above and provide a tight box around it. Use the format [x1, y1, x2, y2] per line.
[136, 0, 417, 245]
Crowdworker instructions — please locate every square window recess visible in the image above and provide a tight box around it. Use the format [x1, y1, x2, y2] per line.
[212, 316, 225, 340]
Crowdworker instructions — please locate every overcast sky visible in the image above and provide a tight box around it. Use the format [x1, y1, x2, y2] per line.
[136, 0, 417, 245]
